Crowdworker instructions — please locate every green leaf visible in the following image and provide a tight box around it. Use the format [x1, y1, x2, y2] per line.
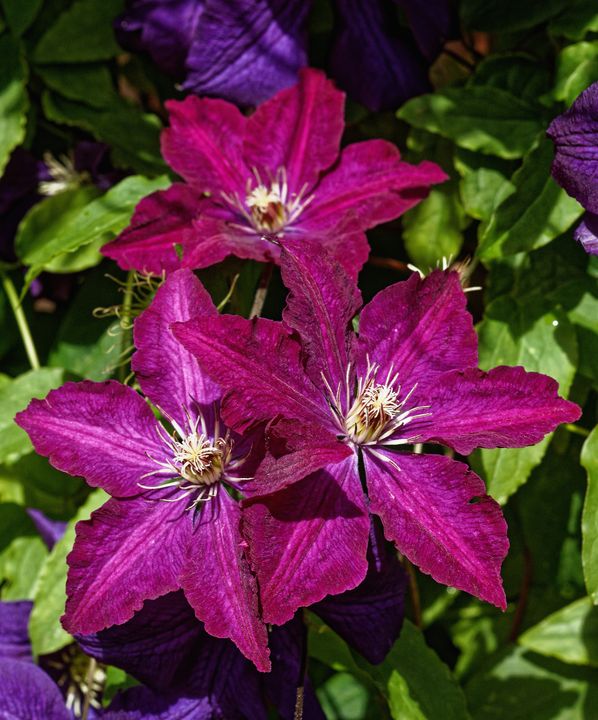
[478, 139, 583, 260]
[469, 55, 551, 103]
[36, 64, 117, 108]
[33, 0, 123, 63]
[549, 1, 598, 40]
[0, 368, 65, 465]
[42, 91, 166, 175]
[454, 149, 515, 223]
[317, 673, 371, 720]
[398, 87, 544, 159]
[0, 0, 43, 35]
[582, 427, 598, 603]
[475, 303, 577, 504]
[519, 597, 598, 667]
[0, 34, 28, 176]
[552, 42, 598, 106]
[29, 489, 108, 657]
[402, 181, 468, 269]
[461, 0, 569, 31]
[15, 176, 170, 280]
[0, 503, 47, 600]
[465, 647, 598, 719]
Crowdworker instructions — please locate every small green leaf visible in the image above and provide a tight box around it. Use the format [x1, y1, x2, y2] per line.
[0, 503, 47, 600]
[478, 139, 583, 260]
[29, 489, 108, 657]
[15, 176, 170, 276]
[549, 1, 598, 40]
[0, 35, 28, 175]
[519, 597, 598, 667]
[398, 87, 544, 159]
[0, 0, 43, 35]
[461, 0, 569, 31]
[317, 673, 371, 720]
[402, 181, 468, 269]
[33, 0, 123, 63]
[552, 42, 598, 106]
[0, 368, 65, 465]
[582, 427, 598, 603]
[36, 64, 117, 108]
[469, 55, 551, 103]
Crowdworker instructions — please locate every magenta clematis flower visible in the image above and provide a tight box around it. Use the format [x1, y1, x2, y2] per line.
[102, 68, 447, 278]
[16, 270, 270, 672]
[172, 238, 581, 625]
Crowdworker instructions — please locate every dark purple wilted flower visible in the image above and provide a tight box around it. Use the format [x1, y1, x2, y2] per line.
[102, 68, 446, 279]
[115, 0, 309, 107]
[16, 270, 270, 672]
[547, 81, 598, 255]
[172, 238, 581, 625]
[331, 0, 457, 111]
[0, 600, 105, 719]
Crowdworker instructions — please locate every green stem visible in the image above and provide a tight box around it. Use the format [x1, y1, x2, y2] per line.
[1, 272, 40, 370]
[119, 271, 135, 382]
[565, 424, 590, 438]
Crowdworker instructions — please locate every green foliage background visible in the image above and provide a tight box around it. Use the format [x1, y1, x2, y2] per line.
[1, 0, 598, 716]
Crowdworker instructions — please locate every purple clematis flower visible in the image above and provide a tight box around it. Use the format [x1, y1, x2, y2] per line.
[115, 0, 309, 107]
[16, 269, 270, 672]
[102, 68, 447, 278]
[547, 81, 598, 255]
[172, 238, 581, 625]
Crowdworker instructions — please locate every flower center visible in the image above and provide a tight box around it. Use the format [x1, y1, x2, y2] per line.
[221, 167, 314, 237]
[171, 431, 227, 486]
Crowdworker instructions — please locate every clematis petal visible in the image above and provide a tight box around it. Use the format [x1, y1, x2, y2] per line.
[547, 81, 598, 215]
[412, 366, 581, 455]
[243, 455, 370, 625]
[105, 635, 266, 720]
[575, 212, 598, 256]
[314, 520, 406, 664]
[303, 140, 447, 233]
[180, 491, 270, 672]
[26, 509, 67, 549]
[184, 0, 308, 107]
[244, 418, 352, 497]
[267, 617, 326, 720]
[102, 183, 201, 274]
[280, 237, 361, 389]
[0, 658, 70, 720]
[172, 315, 328, 432]
[162, 96, 248, 196]
[114, 0, 203, 79]
[15, 381, 166, 498]
[330, 0, 430, 111]
[63, 495, 191, 634]
[77, 592, 202, 690]
[356, 270, 477, 394]
[0, 600, 32, 661]
[243, 68, 344, 192]
[364, 450, 508, 609]
[395, 0, 457, 61]
[133, 268, 220, 426]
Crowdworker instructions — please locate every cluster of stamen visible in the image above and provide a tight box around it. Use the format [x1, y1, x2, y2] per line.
[323, 360, 431, 446]
[222, 166, 314, 237]
[45, 645, 105, 718]
[140, 407, 246, 510]
[38, 151, 89, 196]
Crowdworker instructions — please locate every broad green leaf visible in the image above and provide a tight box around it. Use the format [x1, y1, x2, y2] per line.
[549, 1, 598, 40]
[519, 597, 598, 667]
[0, 453, 87, 517]
[582, 427, 598, 603]
[402, 181, 468, 269]
[465, 646, 598, 719]
[0, 503, 47, 600]
[469, 55, 551, 103]
[454, 149, 515, 223]
[552, 42, 598, 106]
[0, 0, 43, 35]
[317, 673, 371, 720]
[33, 0, 123, 63]
[478, 140, 583, 260]
[568, 292, 598, 383]
[29, 489, 108, 657]
[0, 368, 64, 465]
[36, 64, 116, 108]
[15, 175, 169, 279]
[476, 302, 577, 503]
[48, 264, 122, 381]
[461, 0, 569, 31]
[42, 91, 166, 175]
[398, 87, 544, 159]
[0, 35, 28, 175]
